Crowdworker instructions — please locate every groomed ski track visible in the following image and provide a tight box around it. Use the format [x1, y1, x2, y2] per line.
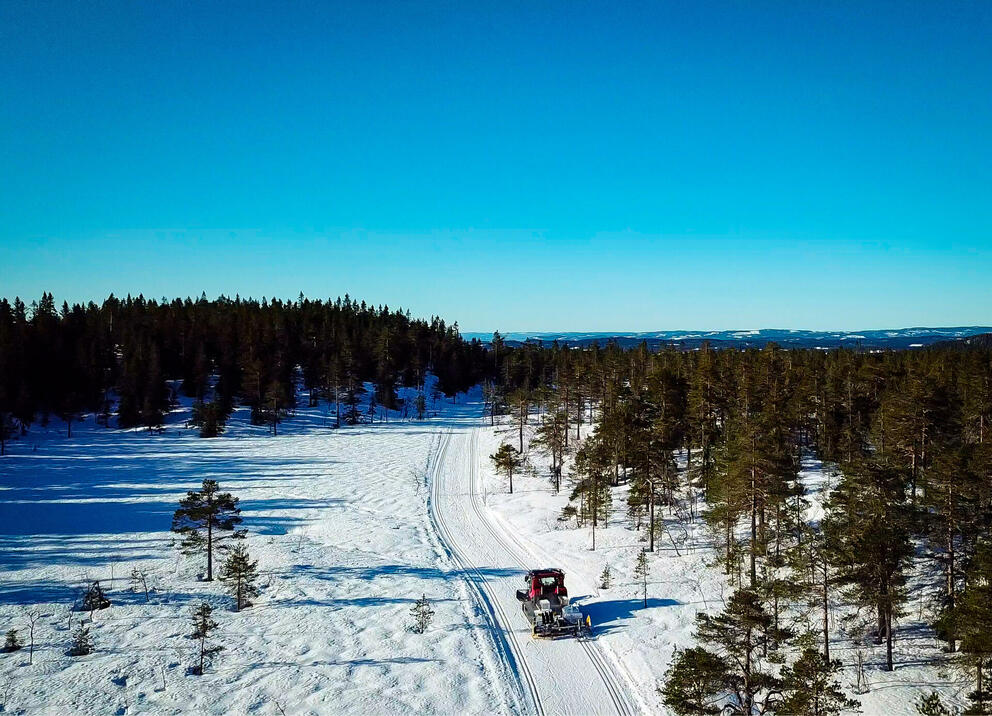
[428, 415, 641, 716]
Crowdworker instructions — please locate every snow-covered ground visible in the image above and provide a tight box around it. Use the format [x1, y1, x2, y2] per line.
[0, 384, 972, 715]
[0, 389, 511, 715]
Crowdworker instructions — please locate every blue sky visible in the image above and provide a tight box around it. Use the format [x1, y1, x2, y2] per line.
[2, 1, 990, 331]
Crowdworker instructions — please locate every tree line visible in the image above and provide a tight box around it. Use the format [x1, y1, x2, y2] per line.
[0, 292, 489, 448]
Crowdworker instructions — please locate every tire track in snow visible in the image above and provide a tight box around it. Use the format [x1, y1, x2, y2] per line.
[463, 428, 639, 716]
[427, 429, 544, 716]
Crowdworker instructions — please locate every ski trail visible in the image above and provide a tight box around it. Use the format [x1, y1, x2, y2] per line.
[431, 418, 640, 715]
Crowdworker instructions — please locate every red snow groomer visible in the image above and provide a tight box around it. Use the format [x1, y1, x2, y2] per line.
[515, 568, 585, 637]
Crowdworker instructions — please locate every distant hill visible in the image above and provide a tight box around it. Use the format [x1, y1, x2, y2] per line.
[930, 332, 992, 350]
[462, 327, 992, 350]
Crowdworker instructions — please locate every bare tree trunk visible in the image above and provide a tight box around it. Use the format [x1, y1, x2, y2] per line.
[822, 557, 830, 662]
[206, 517, 213, 581]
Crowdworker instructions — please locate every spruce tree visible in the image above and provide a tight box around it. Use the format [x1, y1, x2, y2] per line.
[409, 594, 435, 634]
[599, 565, 612, 589]
[916, 692, 952, 716]
[172, 479, 246, 581]
[218, 543, 259, 611]
[68, 624, 93, 657]
[2, 630, 21, 653]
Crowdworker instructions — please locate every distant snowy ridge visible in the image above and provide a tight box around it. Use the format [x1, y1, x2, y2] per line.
[463, 326, 992, 350]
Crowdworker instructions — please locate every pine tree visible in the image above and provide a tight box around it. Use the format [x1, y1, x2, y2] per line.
[633, 551, 649, 608]
[779, 645, 858, 716]
[571, 439, 613, 550]
[490, 443, 523, 494]
[409, 594, 435, 634]
[661, 589, 782, 715]
[533, 408, 568, 493]
[661, 646, 730, 715]
[172, 479, 246, 581]
[218, 543, 259, 611]
[2, 630, 21, 653]
[188, 602, 222, 675]
[510, 389, 530, 453]
[415, 392, 427, 420]
[824, 460, 912, 671]
[68, 624, 93, 656]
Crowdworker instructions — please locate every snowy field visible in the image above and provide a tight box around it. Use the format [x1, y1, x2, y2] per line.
[0, 389, 510, 715]
[0, 385, 972, 715]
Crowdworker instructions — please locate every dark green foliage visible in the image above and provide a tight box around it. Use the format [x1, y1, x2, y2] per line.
[67, 624, 93, 657]
[779, 647, 859, 716]
[219, 543, 260, 611]
[824, 460, 912, 671]
[599, 565, 612, 589]
[191, 399, 231, 437]
[3, 629, 21, 653]
[956, 540, 992, 714]
[490, 443, 523, 494]
[916, 691, 952, 716]
[662, 589, 783, 715]
[171, 479, 245, 581]
[661, 646, 728, 715]
[0, 293, 488, 440]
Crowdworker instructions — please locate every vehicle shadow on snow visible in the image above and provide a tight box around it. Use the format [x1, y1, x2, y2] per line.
[573, 597, 680, 635]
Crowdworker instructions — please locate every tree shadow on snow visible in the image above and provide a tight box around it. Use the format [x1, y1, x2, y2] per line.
[287, 563, 524, 583]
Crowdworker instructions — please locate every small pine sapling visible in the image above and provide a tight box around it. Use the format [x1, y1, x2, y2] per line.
[68, 624, 93, 656]
[2, 630, 21, 653]
[218, 543, 260, 611]
[600, 565, 612, 589]
[633, 551, 649, 607]
[409, 594, 435, 634]
[189, 602, 222, 675]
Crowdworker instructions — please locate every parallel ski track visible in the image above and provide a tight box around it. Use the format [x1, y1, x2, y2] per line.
[463, 429, 638, 716]
[427, 430, 545, 716]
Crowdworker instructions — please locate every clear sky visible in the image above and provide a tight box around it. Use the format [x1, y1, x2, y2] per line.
[2, 1, 990, 331]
